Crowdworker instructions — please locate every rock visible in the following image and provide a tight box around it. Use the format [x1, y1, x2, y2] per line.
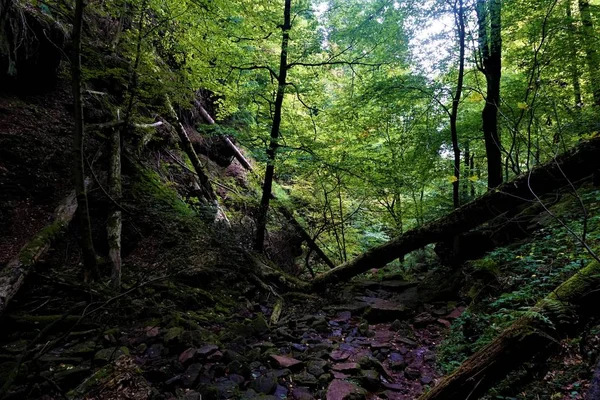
[208, 350, 223, 362]
[135, 343, 148, 354]
[390, 319, 403, 331]
[227, 360, 251, 378]
[146, 343, 165, 359]
[388, 353, 406, 370]
[330, 350, 351, 362]
[229, 374, 245, 386]
[381, 382, 403, 392]
[274, 385, 288, 399]
[308, 342, 333, 354]
[355, 297, 406, 323]
[215, 379, 239, 398]
[370, 342, 390, 350]
[292, 387, 315, 400]
[182, 390, 203, 400]
[436, 318, 451, 328]
[334, 311, 352, 322]
[311, 317, 329, 333]
[197, 344, 219, 358]
[182, 363, 203, 387]
[332, 363, 361, 374]
[271, 369, 291, 378]
[294, 371, 319, 387]
[319, 373, 333, 385]
[420, 375, 433, 385]
[358, 322, 370, 337]
[64, 341, 96, 356]
[251, 373, 277, 394]
[445, 306, 465, 320]
[165, 326, 184, 342]
[396, 337, 417, 347]
[404, 365, 421, 380]
[270, 355, 303, 370]
[332, 371, 349, 379]
[52, 365, 90, 388]
[241, 389, 258, 399]
[326, 379, 366, 400]
[94, 347, 125, 366]
[307, 360, 328, 376]
[412, 312, 435, 327]
[359, 370, 380, 390]
[179, 348, 196, 365]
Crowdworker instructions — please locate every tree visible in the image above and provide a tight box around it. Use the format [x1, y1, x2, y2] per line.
[450, 0, 466, 207]
[254, 0, 292, 251]
[578, 0, 600, 107]
[476, 0, 503, 188]
[71, 0, 97, 281]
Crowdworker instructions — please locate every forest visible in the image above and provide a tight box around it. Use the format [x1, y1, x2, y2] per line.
[1, 0, 600, 398]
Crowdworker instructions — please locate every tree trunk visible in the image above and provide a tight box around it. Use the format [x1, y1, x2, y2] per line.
[165, 97, 217, 203]
[0, 186, 85, 315]
[71, 0, 97, 281]
[276, 203, 336, 269]
[311, 137, 600, 289]
[578, 0, 600, 107]
[107, 127, 122, 290]
[567, 1, 583, 108]
[450, 0, 466, 209]
[419, 259, 600, 400]
[254, 0, 292, 251]
[477, 0, 503, 188]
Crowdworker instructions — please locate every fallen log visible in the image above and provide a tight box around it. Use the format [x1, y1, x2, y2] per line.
[312, 137, 600, 289]
[165, 97, 217, 203]
[0, 185, 86, 315]
[419, 259, 600, 400]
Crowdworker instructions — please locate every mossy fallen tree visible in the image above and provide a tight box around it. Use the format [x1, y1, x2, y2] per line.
[312, 137, 600, 289]
[0, 185, 85, 315]
[419, 259, 600, 400]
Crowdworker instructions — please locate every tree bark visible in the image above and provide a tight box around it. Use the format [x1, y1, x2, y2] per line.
[276, 203, 337, 269]
[419, 259, 600, 400]
[165, 97, 217, 203]
[450, 0, 466, 209]
[311, 137, 600, 289]
[0, 186, 85, 315]
[477, 0, 503, 188]
[254, 0, 292, 251]
[578, 0, 600, 107]
[71, 0, 97, 281]
[566, 1, 583, 108]
[107, 127, 122, 290]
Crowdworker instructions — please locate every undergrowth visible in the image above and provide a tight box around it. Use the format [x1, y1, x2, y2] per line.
[437, 187, 600, 383]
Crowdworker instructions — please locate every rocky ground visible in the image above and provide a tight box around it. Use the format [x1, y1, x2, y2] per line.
[0, 272, 462, 400]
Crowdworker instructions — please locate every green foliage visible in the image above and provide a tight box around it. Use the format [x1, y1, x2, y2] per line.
[438, 186, 600, 375]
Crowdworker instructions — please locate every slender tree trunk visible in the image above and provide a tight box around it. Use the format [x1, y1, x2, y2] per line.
[419, 260, 600, 400]
[470, 154, 476, 198]
[107, 127, 122, 290]
[71, 0, 97, 281]
[566, 2, 583, 108]
[477, 0, 503, 188]
[578, 0, 600, 107]
[254, 0, 291, 251]
[463, 142, 470, 202]
[450, 0, 466, 209]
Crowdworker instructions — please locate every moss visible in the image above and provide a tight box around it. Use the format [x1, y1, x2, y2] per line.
[18, 221, 66, 266]
[67, 365, 113, 398]
[131, 167, 196, 219]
